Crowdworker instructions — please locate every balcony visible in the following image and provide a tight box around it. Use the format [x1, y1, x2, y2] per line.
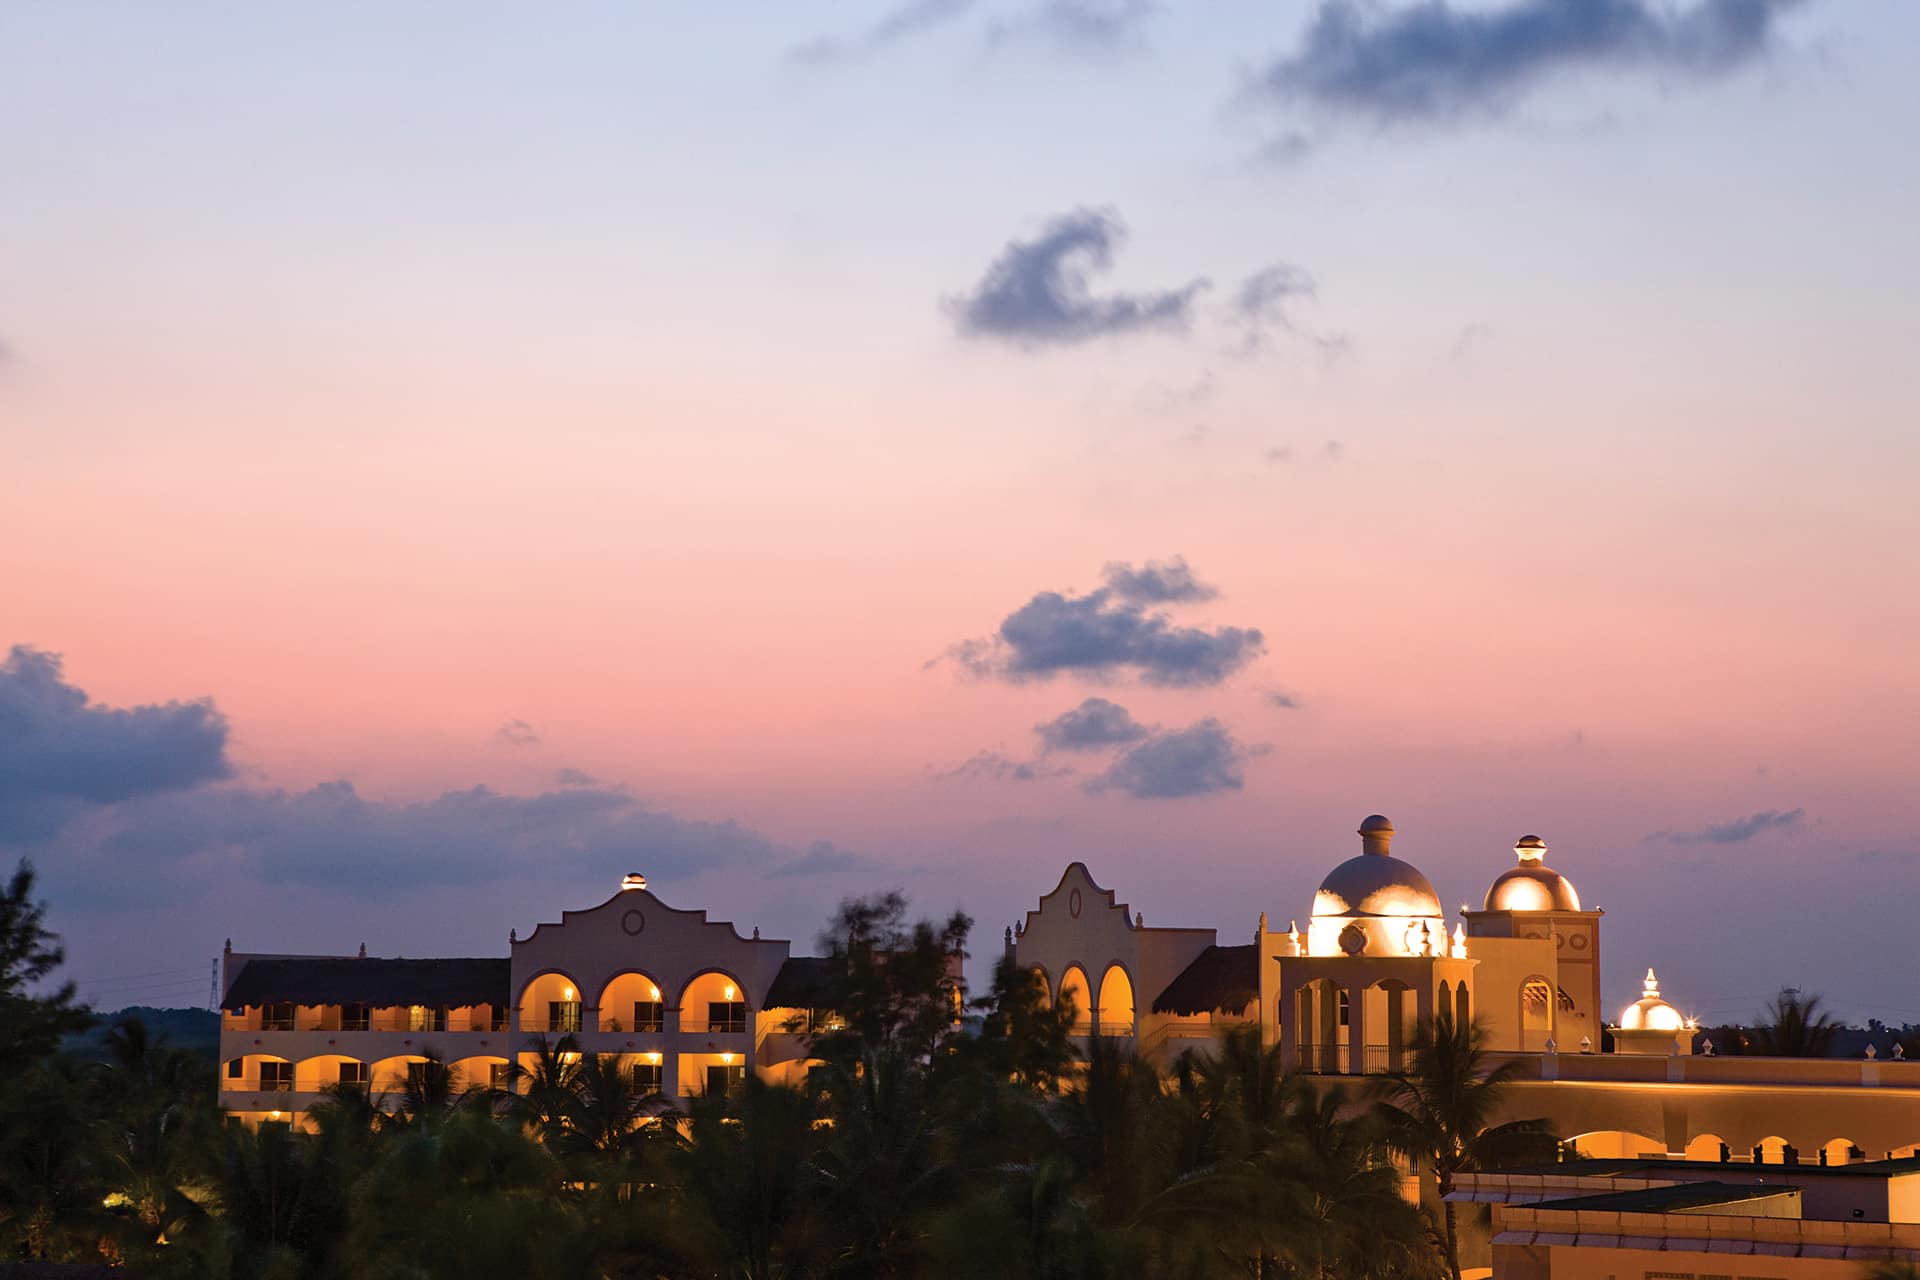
[681, 1018, 749, 1036]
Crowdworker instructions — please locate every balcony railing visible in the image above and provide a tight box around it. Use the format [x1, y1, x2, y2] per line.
[681, 1018, 749, 1035]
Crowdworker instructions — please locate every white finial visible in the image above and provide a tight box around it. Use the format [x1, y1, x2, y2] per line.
[1451, 923, 1466, 958]
[1643, 968, 1660, 998]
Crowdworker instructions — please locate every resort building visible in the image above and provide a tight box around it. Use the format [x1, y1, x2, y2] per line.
[220, 811, 1920, 1230]
[218, 873, 830, 1128]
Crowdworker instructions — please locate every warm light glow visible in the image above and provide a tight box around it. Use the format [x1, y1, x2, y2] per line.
[721, 1052, 734, 1065]
[1620, 967, 1685, 1031]
[621, 872, 648, 891]
[268, 1110, 283, 1121]
[723, 984, 737, 1001]
[648, 984, 660, 1000]
[646, 1052, 661, 1064]
[563, 986, 575, 1001]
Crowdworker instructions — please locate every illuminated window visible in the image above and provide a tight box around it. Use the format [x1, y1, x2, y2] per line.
[259, 1060, 293, 1092]
[408, 1005, 447, 1032]
[263, 1003, 294, 1031]
[548, 1000, 583, 1033]
[632, 1001, 665, 1033]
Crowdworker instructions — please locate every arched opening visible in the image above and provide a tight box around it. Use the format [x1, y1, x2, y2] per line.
[518, 972, 584, 1035]
[1362, 979, 1415, 1073]
[679, 971, 749, 1035]
[1028, 966, 1052, 1008]
[369, 1054, 429, 1095]
[1455, 981, 1471, 1029]
[448, 1055, 510, 1095]
[1822, 1138, 1862, 1167]
[598, 972, 666, 1033]
[1754, 1135, 1791, 1165]
[1684, 1133, 1728, 1162]
[227, 1053, 294, 1094]
[1521, 977, 1553, 1034]
[293, 1054, 368, 1093]
[1058, 966, 1092, 1034]
[1096, 964, 1135, 1036]
[1570, 1130, 1665, 1159]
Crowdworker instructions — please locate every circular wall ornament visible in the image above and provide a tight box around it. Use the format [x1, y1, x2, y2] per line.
[1568, 932, 1588, 951]
[621, 909, 646, 936]
[1338, 923, 1368, 956]
[1068, 889, 1083, 919]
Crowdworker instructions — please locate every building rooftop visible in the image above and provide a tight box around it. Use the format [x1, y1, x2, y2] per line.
[222, 957, 510, 1011]
[1151, 944, 1258, 1016]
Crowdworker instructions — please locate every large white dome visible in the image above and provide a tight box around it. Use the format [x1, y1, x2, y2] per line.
[1311, 816, 1444, 919]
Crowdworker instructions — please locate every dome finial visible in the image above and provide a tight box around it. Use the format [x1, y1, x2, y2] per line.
[1643, 968, 1660, 998]
[1358, 814, 1394, 857]
[1515, 834, 1547, 863]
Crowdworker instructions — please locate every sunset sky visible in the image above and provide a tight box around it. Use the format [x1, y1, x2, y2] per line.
[4, 1, 1917, 1027]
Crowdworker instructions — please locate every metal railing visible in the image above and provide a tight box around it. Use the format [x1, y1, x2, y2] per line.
[680, 1018, 749, 1035]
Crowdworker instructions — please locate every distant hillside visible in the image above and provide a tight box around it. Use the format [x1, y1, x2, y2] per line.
[63, 1006, 220, 1064]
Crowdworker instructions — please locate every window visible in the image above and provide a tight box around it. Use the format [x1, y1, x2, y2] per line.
[406, 1061, 432, 1087]
[633, 1000, 665, 1033]
[341, 1003, 370, 1031]
[707, 1000, 747, 1034]
[1336, 990, 1350, 1028]
[490, 1063, 512, 1091]
[633, 1062, 663, 1094]
[408, 1005, 447, 1032]
[704, 1063, 746, 1097]
[1557, 987, 1576, 1012]
[259, 1061, 293, 1092]
[337, 1061, 368, 1088]
[263, 1002, 295, 1031]
[1522, 980, 1553, 1032]
[225, 1058, 243, 1080]
[548, 1000, 583, 1033]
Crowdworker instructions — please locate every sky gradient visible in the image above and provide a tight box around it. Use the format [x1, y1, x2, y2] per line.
[4, 1, 1917, 1028]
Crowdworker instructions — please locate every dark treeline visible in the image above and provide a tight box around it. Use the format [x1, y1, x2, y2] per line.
[2, 866, 1555, 1280]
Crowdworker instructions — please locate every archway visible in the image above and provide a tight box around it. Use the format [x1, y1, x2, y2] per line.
[293, 1054, 367, 1093]
[518, 972, 583, 1035]
[229, 1053, 294, 1094]
[1521, 977, 1553, 1034]
[369, 1054, 429, 1094]
[1822, 1138, 1862, 1167]
[598, 972, 666, 1033]
[1570, 1130, 1665, 1159]
[1455, 981, 1471, 1029]
[1754, 1135, 1791, 1165]
[678, 971, 749, 1035]
[1684, 1133, 1728, 1162]
[1292, 978, 1347, 1073]
[448, 1055, 510, 1095]
[1028, 966, 1052, 1008]
[1096, 964, 1135, 1036]
[1058, 966, 1092, 1034]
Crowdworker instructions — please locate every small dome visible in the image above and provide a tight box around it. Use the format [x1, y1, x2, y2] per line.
[1484, 835, 1580, 911]
[1313, 816, 1443, 919]
[1619, 969, 1685, 1032]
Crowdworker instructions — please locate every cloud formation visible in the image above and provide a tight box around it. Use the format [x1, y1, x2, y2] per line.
[791, 0, 977, 64]
[495, 718, 541, 747]
[1648, 807, 1806, 845]
[1087, 718, 1253, 798]
[1034, 697, 1150, 752]
[0, 646, 230, 842]
[953, 562, 1264, 687]
[988, 0, 1153, 52]
[1257, 0, 1802, 124]
[950, 209, 1209, 347]
[936, 750, 1070, 783]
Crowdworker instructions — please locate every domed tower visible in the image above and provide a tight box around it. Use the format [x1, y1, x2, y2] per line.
[1462, 834, 1604, 1053]
[1613, 968, 1694, 1055]
[1307, 815, 1447, 958]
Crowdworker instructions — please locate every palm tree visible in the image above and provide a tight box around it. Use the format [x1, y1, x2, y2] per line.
[1749, 989, 1842, 1057]
[506, 1033, 584, 1142]
[566, 1052, 658, 1157]
[666, 1076, 826, 1280]
[1282, 1082, 1432, 1280]
[1372, 1012, 1555, 1280]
